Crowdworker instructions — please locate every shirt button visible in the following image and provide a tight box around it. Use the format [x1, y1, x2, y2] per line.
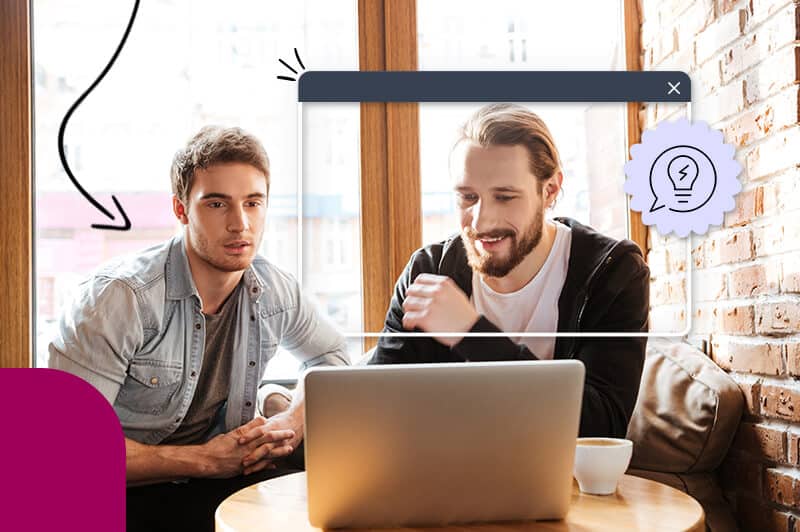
[190, 371, 197, 378]
[250, 315, 255, 322]
[195, 323, 201, 330]
[150, 377, 158, 385]
[176, 417, 181, 423]
[249, 361, 256, 367]
[245, 401, 252, 407]
[251, 287, 258, 294]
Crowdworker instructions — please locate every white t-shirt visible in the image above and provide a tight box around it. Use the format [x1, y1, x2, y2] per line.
[471, 220, 572, 360]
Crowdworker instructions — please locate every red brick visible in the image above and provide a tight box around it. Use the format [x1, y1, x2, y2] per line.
[718, 0, 742, 16]
[776, 173, 800, 213]
[756, 302, 800, 336]
[748, 0, 800, 28]
[723, 88, 800, 150]
[693, 304, 718, 334]
[695, 269, 728, 301]
[650, 306, 687, 333]
[765, 468, 800, 508]
[712, 338, 784, 375]
[719, 304, 756, 334]
[725, 186, 763, 227]
[658, 0, 697, 23]
[651, 278, 670, 306]
[652, 26, 679, 66]
[786, 343, 800, 377]
[784, 258, 800, 294]
[782, 213, 800, 254]
[787, 429, 800, 465]
[754, 224, 785, 257]
[732, 422, 787, 461]
[694, 78, 746, 123]
[762, 180, 781, 217]
[744, 47, 800, 106]
[651, 277, 687, 306]
[706, 229, 754, 265]
[647, 247, 668, 275]
[666, 243, 689, 274]
[737, 379, 763, 417]
[695, 7, 746, 64]
[745, 128, 800, 181]
[695, 56, 722, 97]
[721, 6, 799, 84]
[729, 262, 780, 297]
[761, 384, 800, 421]
[674, 0, 716, 43]
[692, 240, 707, 269]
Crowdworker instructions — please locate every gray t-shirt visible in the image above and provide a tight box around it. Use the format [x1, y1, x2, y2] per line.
[163, 282, 241, 445]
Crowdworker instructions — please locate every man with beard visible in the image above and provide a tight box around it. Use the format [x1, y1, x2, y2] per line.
[49, 126, 348, 532]
[370, 104, 649, 438]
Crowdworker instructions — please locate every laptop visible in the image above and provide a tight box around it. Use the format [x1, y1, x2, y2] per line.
[303, 360, 585, 528]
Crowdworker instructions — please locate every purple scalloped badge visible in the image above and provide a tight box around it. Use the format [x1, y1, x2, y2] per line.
[624, 119, 742, 237]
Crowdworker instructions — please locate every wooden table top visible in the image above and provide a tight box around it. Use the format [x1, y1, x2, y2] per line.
[215, 472, 705, 531]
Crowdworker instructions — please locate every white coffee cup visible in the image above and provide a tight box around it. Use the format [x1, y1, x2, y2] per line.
[573, 437, 633, 495]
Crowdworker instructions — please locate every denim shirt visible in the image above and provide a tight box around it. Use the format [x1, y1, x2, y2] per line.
[49, 235, 349, 444]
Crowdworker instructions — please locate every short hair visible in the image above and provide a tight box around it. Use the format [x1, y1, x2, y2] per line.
[454, 103, 562, 190]
[170, 126, 270, 203]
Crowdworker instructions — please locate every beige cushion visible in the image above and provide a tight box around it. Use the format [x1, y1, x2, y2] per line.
[626, 338, 744, 474]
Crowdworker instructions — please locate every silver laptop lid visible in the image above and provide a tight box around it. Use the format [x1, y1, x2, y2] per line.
[304, 360, 585, 528]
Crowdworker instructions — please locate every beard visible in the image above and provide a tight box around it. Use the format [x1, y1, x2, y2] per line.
[188, 227, 257, 273]
[461, 215, 543, 278]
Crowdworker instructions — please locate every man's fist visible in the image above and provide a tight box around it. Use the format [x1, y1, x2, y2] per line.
[402, 274, 480, 347]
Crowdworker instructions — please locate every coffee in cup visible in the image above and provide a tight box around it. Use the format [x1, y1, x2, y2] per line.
[573, 437, 633, 495]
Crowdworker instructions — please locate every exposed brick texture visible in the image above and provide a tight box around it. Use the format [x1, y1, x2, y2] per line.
[642, 0, 800, 527]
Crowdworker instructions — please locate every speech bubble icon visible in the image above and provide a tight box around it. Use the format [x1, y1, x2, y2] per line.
[624, 119, 742, 237]
[648, 145, 716, 214]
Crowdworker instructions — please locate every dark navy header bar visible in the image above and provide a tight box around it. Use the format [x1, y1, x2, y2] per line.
[298, 71, 691, 103]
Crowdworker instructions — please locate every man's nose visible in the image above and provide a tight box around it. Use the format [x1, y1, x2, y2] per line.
[227, 206, 249, 233]
[470, 199, 496, 234]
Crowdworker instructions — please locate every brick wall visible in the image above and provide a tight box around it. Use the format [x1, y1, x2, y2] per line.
[639, 0, 800, 529]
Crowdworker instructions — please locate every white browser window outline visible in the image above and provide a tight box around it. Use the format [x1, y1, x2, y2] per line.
[297, 71, 693, 338]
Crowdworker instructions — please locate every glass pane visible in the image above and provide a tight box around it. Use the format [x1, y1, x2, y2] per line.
[301, 102, 363, 356]
[33, 0, 360, 374]
[417, 0, 628, 246]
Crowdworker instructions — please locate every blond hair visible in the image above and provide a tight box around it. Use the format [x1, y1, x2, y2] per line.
[170, 126, 270, 203]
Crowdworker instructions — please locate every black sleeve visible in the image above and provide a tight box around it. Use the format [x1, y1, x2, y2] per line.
[450, 250, 649, 438]
[450, 316, 540, 361]
[572, 255, 649, 438]
[368, 250, 443, 365]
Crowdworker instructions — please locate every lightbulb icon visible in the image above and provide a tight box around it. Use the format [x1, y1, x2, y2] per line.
[667, 155, 700, 204]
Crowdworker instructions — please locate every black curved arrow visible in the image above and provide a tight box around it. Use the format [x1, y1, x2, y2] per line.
[57, 0, 140, 231]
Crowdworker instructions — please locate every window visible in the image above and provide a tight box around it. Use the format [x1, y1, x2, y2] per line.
[417, 1, 629, 248]
[32, 0, 361, 372]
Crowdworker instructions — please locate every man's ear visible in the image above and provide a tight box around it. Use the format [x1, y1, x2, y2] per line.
[544, 171, 564, 208]
[172, 196, 189, 225]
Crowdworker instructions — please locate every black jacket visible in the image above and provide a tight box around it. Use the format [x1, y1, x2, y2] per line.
[369, 217, 650, 438]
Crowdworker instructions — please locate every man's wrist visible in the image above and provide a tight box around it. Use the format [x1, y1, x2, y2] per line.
[163, 442, 213, 478]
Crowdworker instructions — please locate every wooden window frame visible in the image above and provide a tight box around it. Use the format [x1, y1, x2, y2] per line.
[0, 0, 33, 368]
[358, 0, 421, 349]
[624, 0, 649, 256]
[2, 0, 645, 367]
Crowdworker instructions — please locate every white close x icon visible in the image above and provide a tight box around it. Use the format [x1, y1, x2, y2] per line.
[667, 81, 681, 95]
